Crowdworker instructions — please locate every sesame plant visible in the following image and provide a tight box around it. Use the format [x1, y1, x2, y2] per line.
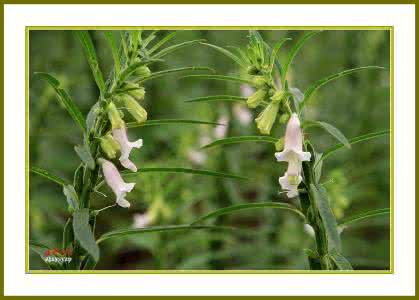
[186, 31, 390, 270]
[29, 30, 247, 270]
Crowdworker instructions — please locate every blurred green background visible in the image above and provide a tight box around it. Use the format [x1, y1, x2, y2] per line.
[29, 30, 390, 270]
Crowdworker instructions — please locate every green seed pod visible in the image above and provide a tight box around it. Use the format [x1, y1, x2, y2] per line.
[246, 89, 267, 108]
[122, 94, 148, 124]
[107, 102, 125, 129]
[100, 132, 120, 159]
[255, 101, 280, 135]
[274, 137, 284, 151]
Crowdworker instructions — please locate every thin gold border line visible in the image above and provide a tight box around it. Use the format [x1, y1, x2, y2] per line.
[27, 25, 393, 30]
[26, 26, 394, 275]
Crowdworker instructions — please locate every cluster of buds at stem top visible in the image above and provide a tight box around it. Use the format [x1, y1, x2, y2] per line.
[275, 113, 311, 198]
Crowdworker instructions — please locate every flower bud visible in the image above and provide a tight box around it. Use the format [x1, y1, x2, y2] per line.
[129, 87, 146, 101]
[122, 94, 148, 124]
[100, 132, 120, 159]
[255, 101, 280, 135]
[135, 65, 151, 78]
[247, 89, 267, 108]
[107, 102, 125, 129]
[271, 90, 286, 104]
[279, 113, 290, 124]
[275, 137, 284, 151]
[253, 76, 266, 88]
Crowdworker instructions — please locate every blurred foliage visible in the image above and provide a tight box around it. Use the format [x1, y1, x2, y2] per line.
[29, 30, 390, 270]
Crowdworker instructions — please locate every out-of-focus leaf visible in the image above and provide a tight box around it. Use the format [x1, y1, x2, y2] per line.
[304, 120, 350, 149]
[339, 208, 390, 228]
[74, 143, 95, 170]
[152, 39, 205, 59]
[63, 185, 79, 210]
[320, 130, 390, 162]
[85, 102, 101, 134]
[202, 136, 278, 149]
[149, 31, 178, 54]
[183, 74, 254, 85]
[76, 31, 106, 96]
[191, 202, 305, 225]
[73, 209, 99, 262]
[200, 42, 245, 67]
[139, 66, 214, 83]
[30, 166, 67, 186]
[122, 167, 248, 180]
[185, 95, 247, 103]
[34, 72, 86, 134]
[127, 119, 222, 128]
[300, 66, 384, 110]
[96, 225, 234, 244]
[310, 184, 341, 252]
[281, 31, 321, 86]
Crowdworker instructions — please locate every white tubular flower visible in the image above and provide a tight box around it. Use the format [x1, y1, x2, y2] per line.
[275, 113, 311, 198]
[112, 127, 143, 172]
[99, 158, 135, 208]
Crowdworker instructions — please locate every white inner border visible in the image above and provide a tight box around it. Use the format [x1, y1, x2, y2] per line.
[4, 4, 415, 296]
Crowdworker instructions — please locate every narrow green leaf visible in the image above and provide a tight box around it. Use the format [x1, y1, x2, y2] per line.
[152, 39, 205, 59]
[191, 202, 305, 225]
[139, 66, 214, 83]
[74, 143, 95, 170]
[300, 66, 384, 110]
[141, 31, 157, 48]
[122, 167, 248, 180]
[34, 72, 86, 133]
[339, 208, 390, 228]
[117, 59, 162, 84]
[73, 209, 99, 262]
[127, 119, 222, 128]
[310, 184, 341, 252]
[149, 31, 178, 54]
[185, 95, 247, 103]
[202, 136, 278, 149]
[269, 37, 292, 73]
[321, 130, 390, 162]
[281, 31, 321, 86]
[304, 120, 350, 149]
[183, 74, 254, 85]
[76, 31, 106, 96]
[313, 152, 323, 184]
[104, 32, 121, 75]
[30, 166, 67, 186]
[200, 42, 245, 67]
[329, 250, 353, 270]
[63, 184, 79, 210]
[97, 225, 233, 244]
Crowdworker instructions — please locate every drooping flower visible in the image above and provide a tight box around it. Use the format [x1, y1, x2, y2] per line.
[255, 101, 280, 135]
[247, 89, 267, 108]
[275, 113, 311, 197]
[122, 94, 148, 124]
[112, 127, 143, 172]
[107, 102, 125, 129]
[99, 158, 135, 208]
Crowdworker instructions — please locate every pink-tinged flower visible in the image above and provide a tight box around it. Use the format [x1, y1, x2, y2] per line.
[240, 84, 255, 98]
[99, 158, 135, 208]
[214, 115, 229, 139]
[275, 113, 311, 198]
[133, 212, 152, 228]
[112, 127, 143, 172]
[233, 104, 252, 125]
